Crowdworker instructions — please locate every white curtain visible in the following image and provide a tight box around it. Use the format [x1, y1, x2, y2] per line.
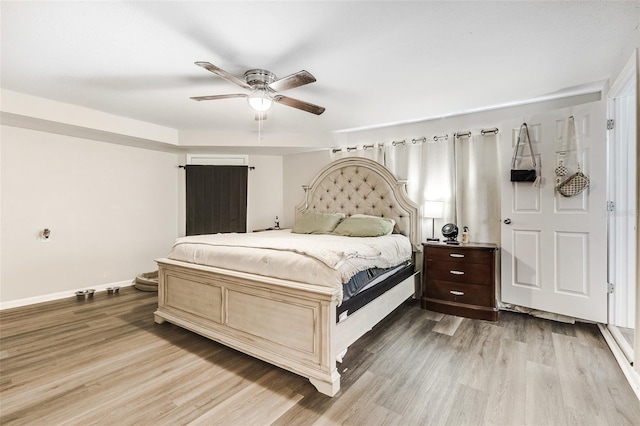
[384, 139, 456, 241]
[380, 132, 499, 244]
[454, 134, 501, 244]
[384, 142, 423, 200]
[331, 132, 500, 244]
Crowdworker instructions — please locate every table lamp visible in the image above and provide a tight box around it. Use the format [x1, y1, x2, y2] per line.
[424, 201, 444, 242]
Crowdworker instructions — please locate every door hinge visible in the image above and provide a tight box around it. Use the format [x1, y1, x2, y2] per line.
[607, 119, 615, 130]
[608, 282, 615, 294]
[607, 201, 615, 212]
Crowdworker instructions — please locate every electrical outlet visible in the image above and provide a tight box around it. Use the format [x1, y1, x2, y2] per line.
[40, 228, 52, 242]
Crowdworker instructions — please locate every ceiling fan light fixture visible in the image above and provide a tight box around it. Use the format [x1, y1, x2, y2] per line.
[192, 62, 325, 117]
[247, 88, 272, 112]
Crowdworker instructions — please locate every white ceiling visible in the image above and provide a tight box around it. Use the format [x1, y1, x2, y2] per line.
[1, 1, 638, 139]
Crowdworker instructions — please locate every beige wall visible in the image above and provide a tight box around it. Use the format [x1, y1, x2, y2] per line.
[0, 125, 180, 303]
[247, 155, 284, 232]
[282, 150, 331, 228]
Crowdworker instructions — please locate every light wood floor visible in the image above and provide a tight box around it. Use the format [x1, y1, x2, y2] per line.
[619, 326, 635, 348]
[1, 288, 639, 425]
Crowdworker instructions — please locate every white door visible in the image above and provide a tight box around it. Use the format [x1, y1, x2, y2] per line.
[500, 102, 608, 322]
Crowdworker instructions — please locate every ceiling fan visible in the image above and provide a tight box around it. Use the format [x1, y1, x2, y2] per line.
[190, 62, 326, 120]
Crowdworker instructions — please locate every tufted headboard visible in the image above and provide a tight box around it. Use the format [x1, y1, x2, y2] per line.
[295, 157, 422, 251]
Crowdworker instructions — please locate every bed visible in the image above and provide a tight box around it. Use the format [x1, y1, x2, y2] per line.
[154, 157, 421, 396]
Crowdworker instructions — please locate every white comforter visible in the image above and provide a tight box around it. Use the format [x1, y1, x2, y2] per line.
[167, 230, 412, 303]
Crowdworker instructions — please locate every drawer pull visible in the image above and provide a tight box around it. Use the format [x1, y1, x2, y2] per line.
[450, 290, 465, 296]
[449, 253, 465, 258]
[449, 270, 465, 275]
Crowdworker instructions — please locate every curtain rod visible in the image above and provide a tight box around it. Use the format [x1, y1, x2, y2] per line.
[178, 165, 255, 170]
[332, 143, 383, 152]
[332, 128, 498, 153]
[454, 128, 500, 138]
[481, 127, 499, 135]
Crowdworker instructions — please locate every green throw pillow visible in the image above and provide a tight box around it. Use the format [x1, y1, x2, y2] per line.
[332, 216, 394, 237]
[291, 212, 345, 234]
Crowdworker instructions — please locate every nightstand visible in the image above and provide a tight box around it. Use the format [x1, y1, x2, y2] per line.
[421, 242, 499, 321]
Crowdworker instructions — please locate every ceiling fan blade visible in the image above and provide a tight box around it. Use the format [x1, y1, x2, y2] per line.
[190, 94, 248, 101]
[273, 95, 325, 115]
[255, 112, 268, 121]
[268, 70, 316, 92]
[194, 61, 252, 90]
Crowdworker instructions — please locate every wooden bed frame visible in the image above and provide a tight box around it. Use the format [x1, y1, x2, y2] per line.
[154, 157, 421, 396]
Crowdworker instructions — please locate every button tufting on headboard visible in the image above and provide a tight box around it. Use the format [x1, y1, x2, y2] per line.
[296, 158, 421, 251]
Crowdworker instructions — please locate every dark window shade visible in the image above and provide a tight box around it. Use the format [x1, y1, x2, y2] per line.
[185, 165, 248, 235]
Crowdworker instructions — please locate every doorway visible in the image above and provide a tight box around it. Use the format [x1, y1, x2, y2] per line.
[607, 52, 637, 364]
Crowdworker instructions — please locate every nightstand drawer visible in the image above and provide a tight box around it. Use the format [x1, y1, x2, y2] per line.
[425, 279, 492, 306]
[425, 259, 491, 286]
[425, 246, 494, 264]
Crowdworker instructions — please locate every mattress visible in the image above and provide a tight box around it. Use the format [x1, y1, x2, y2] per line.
[166, 229, 412, 304]
[337, 261, 415, 322]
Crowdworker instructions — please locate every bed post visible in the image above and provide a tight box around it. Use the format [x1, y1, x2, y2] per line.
[302, 185, 310, 209]
[309, 372, 340, 397]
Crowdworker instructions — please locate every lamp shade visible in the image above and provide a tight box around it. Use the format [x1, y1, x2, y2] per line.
[247, 88, 273, 112]
[424, 201, 444, 219]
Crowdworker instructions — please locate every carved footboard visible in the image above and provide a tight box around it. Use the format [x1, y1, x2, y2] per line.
[154, 258, 341, 396]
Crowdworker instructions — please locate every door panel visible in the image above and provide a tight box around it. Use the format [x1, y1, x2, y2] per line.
[501, 103, 607, 322]
[512, 230, 540, 289]
[555, 232, 588, 295]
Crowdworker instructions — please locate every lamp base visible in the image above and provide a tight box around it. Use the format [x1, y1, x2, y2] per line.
[426, 237, 440, 242]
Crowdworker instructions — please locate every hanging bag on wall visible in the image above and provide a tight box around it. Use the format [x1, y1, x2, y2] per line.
[510, 123, 538, 183]
[556, 116, 590, 197]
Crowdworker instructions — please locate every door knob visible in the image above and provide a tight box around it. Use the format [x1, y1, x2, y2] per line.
[503, 218, 512, 225]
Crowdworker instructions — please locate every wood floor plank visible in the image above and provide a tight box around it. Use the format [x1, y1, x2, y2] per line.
[443, 383, 489, 426]
[432, 314, 463, 336]
[1, 290, 639, 425]
[453, 320, 502, 392]
[552, 332, 602, 417]
[187, 369, 304, 426]
[585, 342, 640, 424]
[574, 321, 609, 350]
[524, 315, 557, 367]
[310, 370, 391, 425]
[495, 310, 529, 343]
[525, 360, 568, 426]
[483, 338, 527, 425]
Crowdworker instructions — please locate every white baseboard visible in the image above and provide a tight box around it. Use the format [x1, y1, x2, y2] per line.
[0, 279, 133, 311]
[598, 323, 640, 401]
